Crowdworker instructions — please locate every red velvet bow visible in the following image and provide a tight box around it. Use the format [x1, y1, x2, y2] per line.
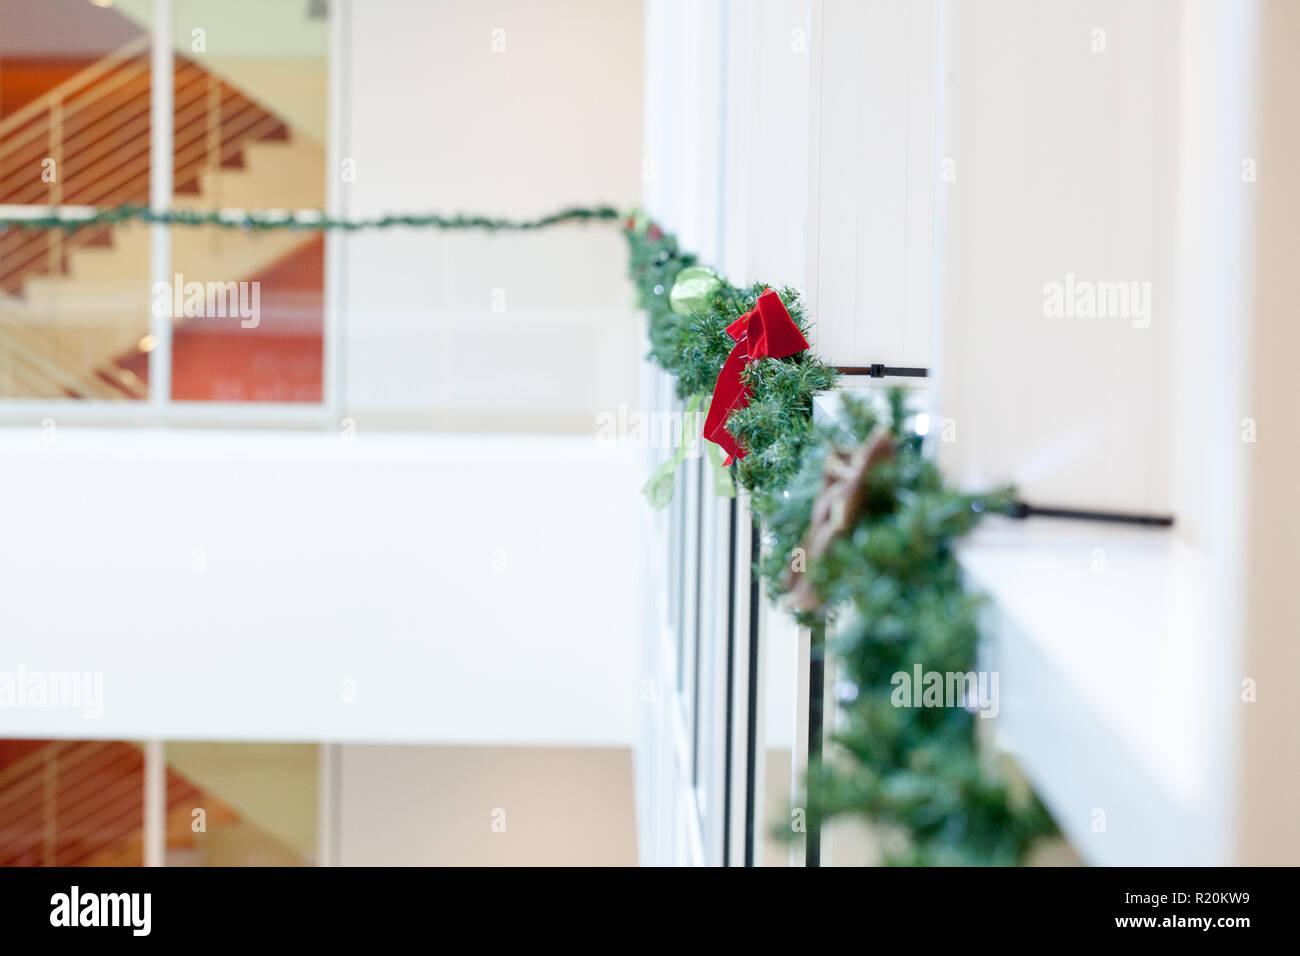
[702, 289, 810, 465]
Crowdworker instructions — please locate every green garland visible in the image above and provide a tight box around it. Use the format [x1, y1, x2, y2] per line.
[7, 198, 1056, 863]
[624, 216, 1057, 865]
[0, 203, 621, 233]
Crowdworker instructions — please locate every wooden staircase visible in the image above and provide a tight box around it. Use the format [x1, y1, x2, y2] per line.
[0, 739, 307, 866]
[0, 36, 325, 399]
[0, 740, 222, 866]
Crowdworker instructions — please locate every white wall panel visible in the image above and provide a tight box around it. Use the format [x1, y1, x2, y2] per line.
[806, 0, 939, 367]
[936, 0, 1177, 513]
[719, 0, 811, 287]
[642, 0, 726, 259]
[0, 429, 641, 746]
[944, 0, 1262, 866]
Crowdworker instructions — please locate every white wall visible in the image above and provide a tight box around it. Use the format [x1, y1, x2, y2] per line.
[337, 0, 644, 433]
[0, 428, 641, 747]
[937, 0, 1276, 864]
[0, 0, 651, 871]
[938, 0, 1178, 514]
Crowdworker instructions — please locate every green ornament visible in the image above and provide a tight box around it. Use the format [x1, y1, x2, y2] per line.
[669, 266, 722, 317]
[627, 208, 651, 237]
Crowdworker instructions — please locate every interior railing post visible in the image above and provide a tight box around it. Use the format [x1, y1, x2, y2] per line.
[806, 615, 825, 867]
[722, 493, 738, 866]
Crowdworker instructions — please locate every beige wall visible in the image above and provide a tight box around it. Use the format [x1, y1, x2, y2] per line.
[339, 0, 644, 433]
[1238, 0, 1300, 866]
[337, 745, 637, 866]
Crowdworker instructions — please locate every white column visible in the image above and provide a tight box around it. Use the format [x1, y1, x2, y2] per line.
[142, 740, 166, 867]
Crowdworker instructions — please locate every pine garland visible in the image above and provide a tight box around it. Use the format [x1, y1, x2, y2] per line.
[8, 197, 1057, 863]
[625, 216, 1057, 865]
[0, 203, 621, 234]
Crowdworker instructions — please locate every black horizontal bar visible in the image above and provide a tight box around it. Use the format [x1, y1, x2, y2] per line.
[1008, 501, 1174, 528]
[827, 368, 1170, 527]
[836, 365, 929, 379]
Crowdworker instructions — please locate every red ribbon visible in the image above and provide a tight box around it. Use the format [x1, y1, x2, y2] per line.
[702, 289, 810, 465]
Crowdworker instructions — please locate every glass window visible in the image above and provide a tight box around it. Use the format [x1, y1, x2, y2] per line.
[0, 220, 152, 399]
[164, 1, 327, 400]
[0, 0, 329, 410]
[0, 0, 152, 400]
[144, 225, 324, 402]
[163, 742, 317, 866]
[0, 739, 147, 866]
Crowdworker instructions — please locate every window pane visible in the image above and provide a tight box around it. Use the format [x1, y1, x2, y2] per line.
[0, 0, 147, 208]
[0, 740, 318, 866]
[163, 1, 328, 401]
[0, 221, 151, 399]
[168, 0, 328, 210]
[0, 739, 147, 866]
[128, 223, 322, 402]
[0, 0, 152, 400]
[0, 1, 329, 404]
[163, 742, 316, 866]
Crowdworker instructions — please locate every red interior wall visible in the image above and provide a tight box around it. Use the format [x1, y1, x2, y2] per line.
[116, 236, 325, 403]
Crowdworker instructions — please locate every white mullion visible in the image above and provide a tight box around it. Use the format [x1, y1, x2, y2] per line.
[0, 399, 334, 428]
[147, 0, 173, 410]
[323, 0, 350, 425]
[804, 0, 826, 355]
[316, 743, 339, 866]
[142, 740, 166, 866]
[681, 453, 700, 784]
[927, 0, 953, 418]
